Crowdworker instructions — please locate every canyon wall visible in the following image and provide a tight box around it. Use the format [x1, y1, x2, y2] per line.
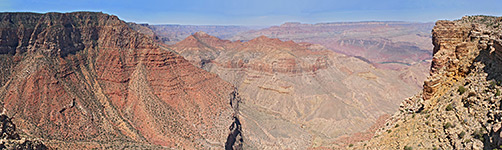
[354, 16, 502, 150]
[0, 12, 240, 149]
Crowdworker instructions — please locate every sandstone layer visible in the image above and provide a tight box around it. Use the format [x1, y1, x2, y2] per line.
[169, 32, 423, 149]
[0, 12, 240, 149]
[354, 16, 502, 149]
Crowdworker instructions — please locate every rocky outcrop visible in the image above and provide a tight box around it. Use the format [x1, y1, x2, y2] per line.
[170, 32, 423, 149]
[0, 12, 238, 149]
[355, 16, 502, 149]
[0, 114, 47, 150]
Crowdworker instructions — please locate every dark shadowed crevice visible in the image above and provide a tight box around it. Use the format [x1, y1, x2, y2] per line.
[225, 116, 243, 150]
[225, 88, 243, 150]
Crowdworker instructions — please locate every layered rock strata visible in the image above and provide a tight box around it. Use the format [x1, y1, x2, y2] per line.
[170, 32, 422, 149]
[355, 16, 502, 150]
[0, 12, 239, 149]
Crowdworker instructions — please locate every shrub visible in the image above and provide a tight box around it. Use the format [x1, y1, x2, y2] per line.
[446, 103, 454, 111]
[464, 138, 472, 143]
[444, 122, 452, 129]
[458, 85, 466, 94]
[459, 131, 466, 138]
[474, 128, 485, 141]
[349, 144, 354, 147]
[496, 89, 500, 97]
[404, 146, 413, 150]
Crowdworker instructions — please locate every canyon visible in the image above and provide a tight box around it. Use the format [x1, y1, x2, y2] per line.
[0, 12, 240, 149]
[167, 31, 423, 148]
[148, 21, 433, 91]
[231, 22, 434, 66]
[2, 11, 496, 150]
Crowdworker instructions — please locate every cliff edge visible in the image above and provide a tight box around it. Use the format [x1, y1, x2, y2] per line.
[353, 16, 502, 149]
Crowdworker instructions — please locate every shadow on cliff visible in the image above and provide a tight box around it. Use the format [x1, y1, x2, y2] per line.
[472, 42, 502, 150]
[475, 42, 502, 84]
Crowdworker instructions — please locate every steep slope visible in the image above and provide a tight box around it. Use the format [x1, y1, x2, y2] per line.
[0, 12, 239, 149]
[170, 32, 422, 149]
[354, 16, 502, 149]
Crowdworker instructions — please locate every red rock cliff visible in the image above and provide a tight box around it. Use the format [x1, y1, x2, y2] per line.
[0, 12, 238, 149]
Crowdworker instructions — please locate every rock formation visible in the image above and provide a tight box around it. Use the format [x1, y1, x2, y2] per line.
[169, 32, 424, 149]
[0, 114, 47, 150]
[0, 12, 240, 149]
[354, 16, 502, 149]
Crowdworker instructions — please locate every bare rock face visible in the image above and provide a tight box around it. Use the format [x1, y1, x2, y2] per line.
[170, 32, 423, 149]
[355, 16, 502, 149]
[0, 12, 239, 149]
[0, 114, 47, 150]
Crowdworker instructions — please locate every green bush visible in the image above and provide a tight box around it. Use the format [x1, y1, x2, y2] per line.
[458, 85, 466, 94]
[446, 103, 454, 111]
[474, 128, 484, 141]
[349, 144, 354, 147]
[459, 131, 466, 139]
[496, 89, 500, 97]
[444, 122, 452, 129]
[404, 146, 413, 150]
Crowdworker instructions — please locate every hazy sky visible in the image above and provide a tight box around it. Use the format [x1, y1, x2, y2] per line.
[1, 0, 501, 25]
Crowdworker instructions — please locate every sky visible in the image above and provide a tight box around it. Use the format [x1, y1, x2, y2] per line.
[0, 0, 501, 26]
